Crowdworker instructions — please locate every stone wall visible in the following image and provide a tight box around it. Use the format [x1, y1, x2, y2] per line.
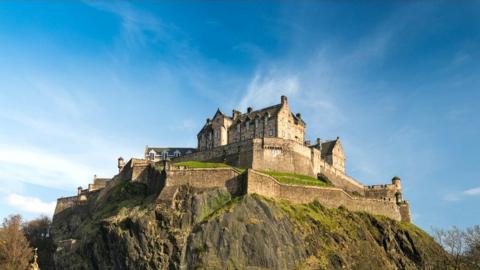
[54, 196, 79, 216]
[173, 137, 366, 193]
[158, 166, 246, 201]
[365, 184, 398, 201]
[246, 170, 405, 222]
[173, 139, 255, 169]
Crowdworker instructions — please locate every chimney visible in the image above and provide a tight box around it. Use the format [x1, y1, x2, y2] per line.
[281, 95, 288, 104]
[206, 118, 211, 124]
[247, 107, 253, 113]
[118, 157, 125, 172]
[232, 110, 240, 120]
[296, 113, 301, 119]
[316, 138, 322, 152]
[77, 186, 83, 195]
[93, 174, 97, 181]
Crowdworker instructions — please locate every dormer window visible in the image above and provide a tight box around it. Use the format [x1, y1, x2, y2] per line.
[162, 151, 168, 159]
[174, 150, 181, 157]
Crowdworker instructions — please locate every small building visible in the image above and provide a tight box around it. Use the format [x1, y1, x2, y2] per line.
[309, 137, 346, 173]
[144, 146, 196, 161]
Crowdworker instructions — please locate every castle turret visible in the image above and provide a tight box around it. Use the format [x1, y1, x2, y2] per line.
[118, 157, 125, 172]
[392, 176, 401, 190]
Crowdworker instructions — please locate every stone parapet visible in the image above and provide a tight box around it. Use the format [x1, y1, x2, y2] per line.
[246, 169, 405, 222]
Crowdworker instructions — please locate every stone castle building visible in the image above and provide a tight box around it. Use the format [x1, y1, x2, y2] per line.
[54, 96, 411, 223]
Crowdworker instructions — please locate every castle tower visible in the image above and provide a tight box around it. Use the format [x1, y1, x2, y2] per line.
[392, 176, 403, 204]
[118, 157, 125, 172]
[392, 176, 401, 190]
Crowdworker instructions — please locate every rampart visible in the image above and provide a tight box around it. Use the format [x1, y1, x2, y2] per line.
[246, 170, 407, 222]
[54, 196, 79, 216]
[173, 137, 365, 193]
[158, 165, 246, 201]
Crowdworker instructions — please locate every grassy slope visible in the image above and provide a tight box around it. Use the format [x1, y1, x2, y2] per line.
[261, 171, 331, 187]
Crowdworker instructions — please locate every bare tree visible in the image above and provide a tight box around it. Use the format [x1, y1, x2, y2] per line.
[23, 215, 56, 270]
[0, 215, 33, 270]
[464, 225, 480, 269]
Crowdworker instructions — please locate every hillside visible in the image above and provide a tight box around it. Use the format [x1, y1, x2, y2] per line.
[51, 174, 449, 270]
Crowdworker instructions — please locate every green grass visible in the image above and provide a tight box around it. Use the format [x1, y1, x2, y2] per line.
[261, 171, 331, 187]
[174, 161, 231, 168]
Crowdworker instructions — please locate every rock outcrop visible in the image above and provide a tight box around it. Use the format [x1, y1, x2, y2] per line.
[51, 176, 448, 270]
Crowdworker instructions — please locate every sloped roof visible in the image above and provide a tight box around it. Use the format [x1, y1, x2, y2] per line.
[320, 140, 337, 156]
[233, 104, 282, 123]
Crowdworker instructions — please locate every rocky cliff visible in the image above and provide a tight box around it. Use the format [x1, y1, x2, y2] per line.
[51, 175, 449, 270]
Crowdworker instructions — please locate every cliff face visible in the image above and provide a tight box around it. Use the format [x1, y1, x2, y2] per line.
[51, 177, 448, 270]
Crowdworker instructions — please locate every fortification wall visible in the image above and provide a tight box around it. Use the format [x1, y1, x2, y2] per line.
[158, 166, 246, 201]
[247, 170, 404, 222]
[173, 138, 367, 193]
[364, 184, 398, 201]
[54, 196, 79, 216]
[173, 140, 255, 168]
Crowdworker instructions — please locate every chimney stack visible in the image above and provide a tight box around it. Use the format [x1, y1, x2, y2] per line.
[232, 110, 240, 120]
[281, 95, 288, 104]
[247, 107, 253, 113]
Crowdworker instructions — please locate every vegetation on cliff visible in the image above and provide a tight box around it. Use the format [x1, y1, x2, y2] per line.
[50, 172, 451, 270]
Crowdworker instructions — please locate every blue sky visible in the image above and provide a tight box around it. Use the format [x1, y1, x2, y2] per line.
[0, 1, 479, 231]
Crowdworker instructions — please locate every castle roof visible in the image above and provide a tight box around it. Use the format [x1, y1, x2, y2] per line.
[309, 138, 340, 156]
[233, 104, 282, 123]
[320, 140, 338, 156]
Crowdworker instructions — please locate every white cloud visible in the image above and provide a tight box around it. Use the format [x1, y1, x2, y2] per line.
[7, 193, 56, 215]
[0, 146, 94, 190]
[464, 187, 480, 196]
[238, 71, 299, 111]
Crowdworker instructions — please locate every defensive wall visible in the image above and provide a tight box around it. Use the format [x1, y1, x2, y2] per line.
[54, 157, 411, 223]
[158, 164, 246, 201]
[246, 170, 410, 222]
[156, 163, 410, 222]
[173, 137, 365, 193]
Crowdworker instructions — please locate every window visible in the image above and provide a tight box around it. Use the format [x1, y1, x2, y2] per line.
[269, 129, 274, 136]
[259, 131, 263, 137]
[246, 121, 250, 131]
[162, 151, 168, 159]
[237, 124, 241, 132]
[255, 119, 259, 128]
[174, 150, 181, 157]
[209, 132, 212, 140]
[264, 117, 268, 126]
[149, 152, 155, 160]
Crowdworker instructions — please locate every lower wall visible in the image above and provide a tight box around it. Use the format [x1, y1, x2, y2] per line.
[247, 170, 404, 222]
[158, 167, 246, 201]
[54, 196, 79, 216]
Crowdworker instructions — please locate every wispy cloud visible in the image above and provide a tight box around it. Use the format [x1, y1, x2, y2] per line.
[238, 70, 299, 110]
[6, 194, 56, 215]
[0, 146, 93, 190]
[464, 187, 480, 196]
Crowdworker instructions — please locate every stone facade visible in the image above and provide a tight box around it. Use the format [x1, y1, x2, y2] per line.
[198, 96, 305, 151]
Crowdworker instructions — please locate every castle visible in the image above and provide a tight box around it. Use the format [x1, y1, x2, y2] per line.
[54, 96, 411, 223]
